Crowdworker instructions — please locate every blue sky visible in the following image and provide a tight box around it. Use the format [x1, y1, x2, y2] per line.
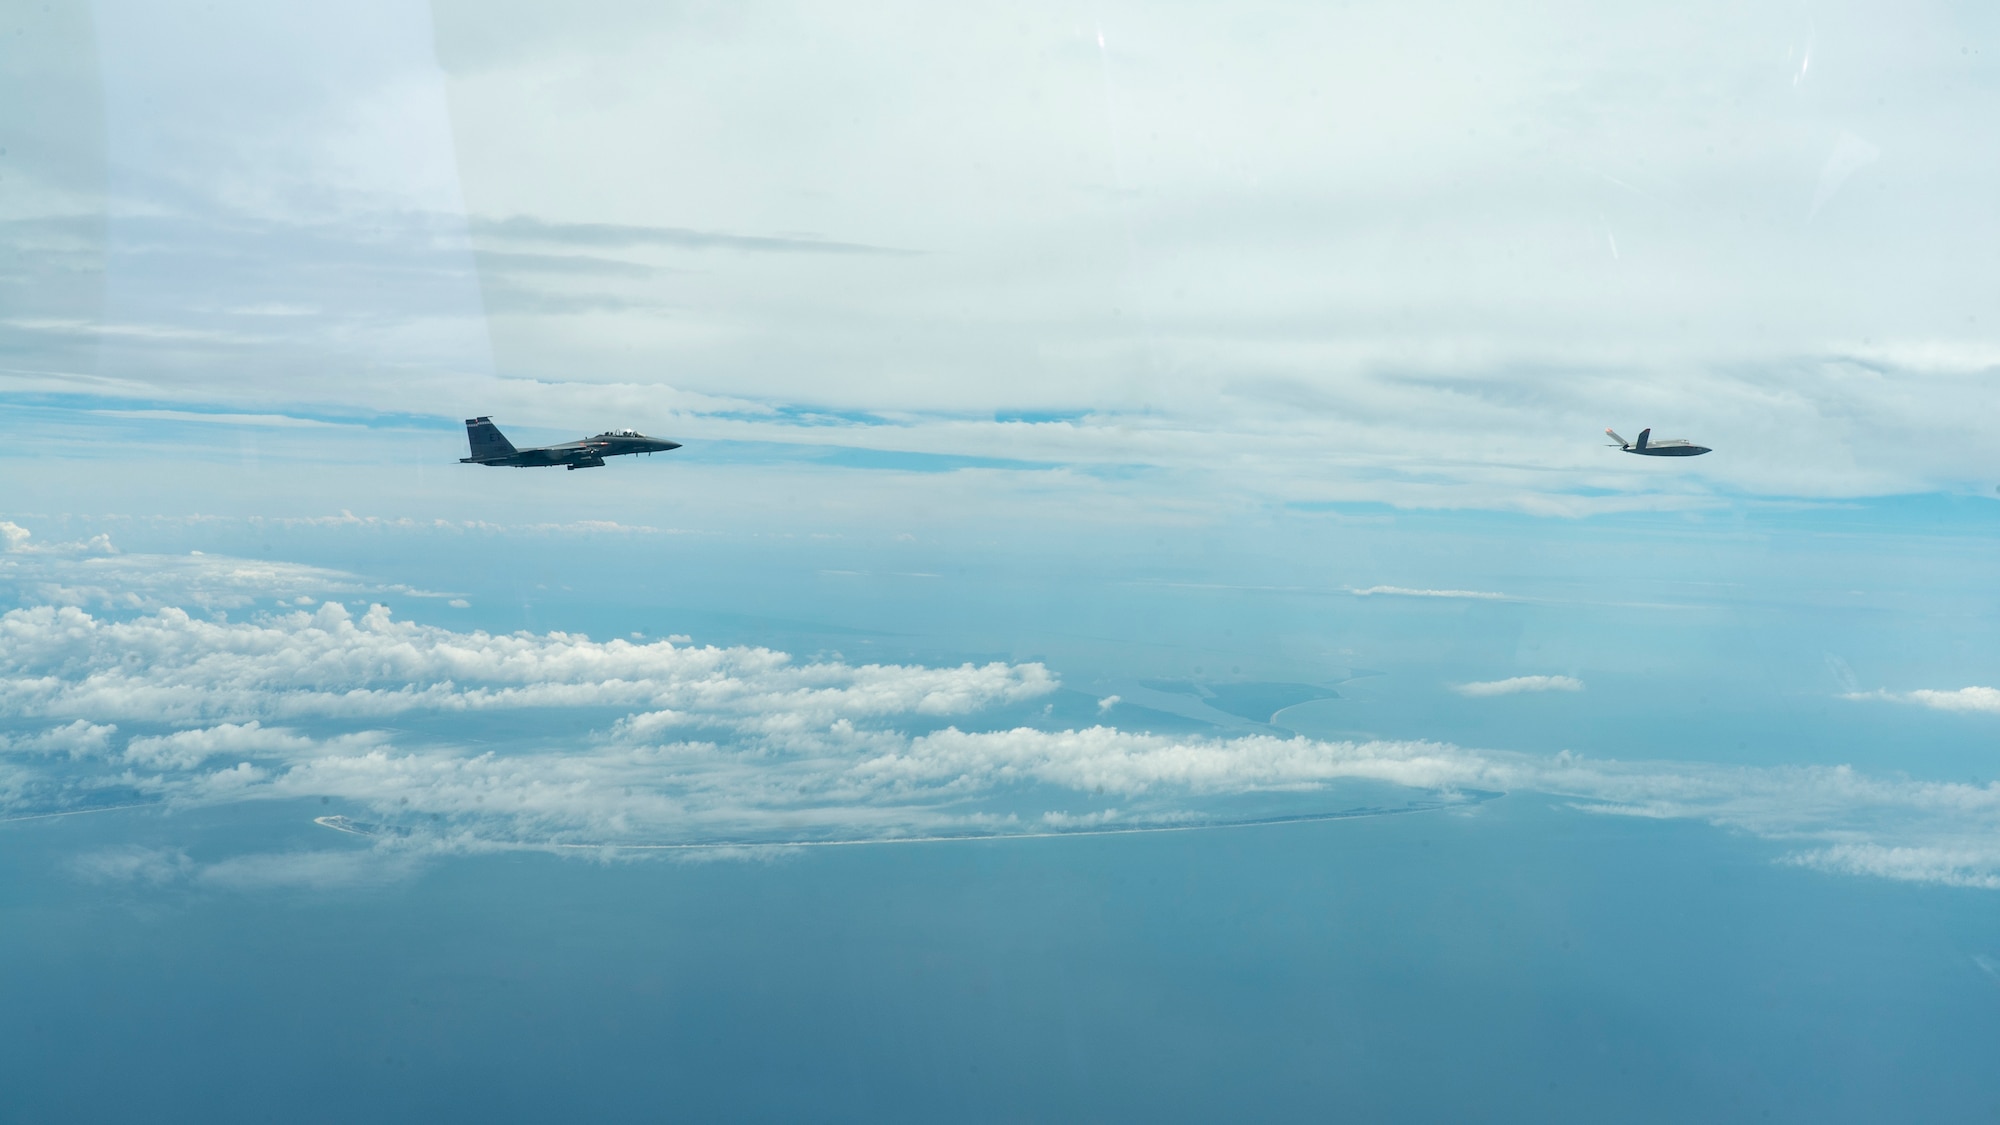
[7, 2, 2000, 1119]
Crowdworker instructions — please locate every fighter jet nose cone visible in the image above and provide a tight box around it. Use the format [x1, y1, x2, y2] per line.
[662, 441, 682, 451]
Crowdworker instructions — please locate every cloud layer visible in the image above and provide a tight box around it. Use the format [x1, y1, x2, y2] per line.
[16, 2, 2000, 514]
[0, 600, 1051, 728]
[1453, 675, 1586, 697]
[3, 542, 1998, 892]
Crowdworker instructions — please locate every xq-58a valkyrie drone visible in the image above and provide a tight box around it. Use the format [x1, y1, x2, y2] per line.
[1605, 427, 1711, 457]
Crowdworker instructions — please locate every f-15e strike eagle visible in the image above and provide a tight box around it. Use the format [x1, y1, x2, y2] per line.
[460, 417, 682, 470]
[1605, 427, 1711, 457]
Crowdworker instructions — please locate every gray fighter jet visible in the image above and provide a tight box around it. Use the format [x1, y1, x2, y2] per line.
[459, 417, 682, 470]
[1605, 427, 1710, 457]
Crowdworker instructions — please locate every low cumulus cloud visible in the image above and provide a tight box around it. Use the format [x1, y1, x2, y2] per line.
[0, 719, 118, 758]
[1453, 675, 1585, 697]
[122, 723, 388, 770]
[0, 528, 362, 611]
[0, 601, 1054, 727]
[1851, 686, 2000, 714]
[3, 547, 1998, 892]
[1347, 585, 1514, 601]
[1783, 843, 2000, 892]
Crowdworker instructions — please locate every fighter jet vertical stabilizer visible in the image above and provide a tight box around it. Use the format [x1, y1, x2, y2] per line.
[465, 417, 517, 461]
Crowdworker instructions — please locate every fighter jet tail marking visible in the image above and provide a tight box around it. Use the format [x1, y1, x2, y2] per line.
[464, 417, 518, 461]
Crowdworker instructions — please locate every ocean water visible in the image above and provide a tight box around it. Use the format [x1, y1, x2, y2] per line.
[6, 793, 1999, 1123]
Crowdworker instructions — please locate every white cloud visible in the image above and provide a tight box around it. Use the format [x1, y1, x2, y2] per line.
[0, 720, 118, 758]
[28, 697, 2000, 893]
[4, 547, 1998, 892]
[0, 522, 29, 552]
[1348, 585, 1513, 601]
[857, 728, 1487, 797]
[1783, 844, 2000, 891]
[122, 722, 387, 770]
[1855, 686, 2000, 714]
[1453, 675, 1585, 697]
[0, 601, 1055, 728]
[0, 527, 364, 611]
